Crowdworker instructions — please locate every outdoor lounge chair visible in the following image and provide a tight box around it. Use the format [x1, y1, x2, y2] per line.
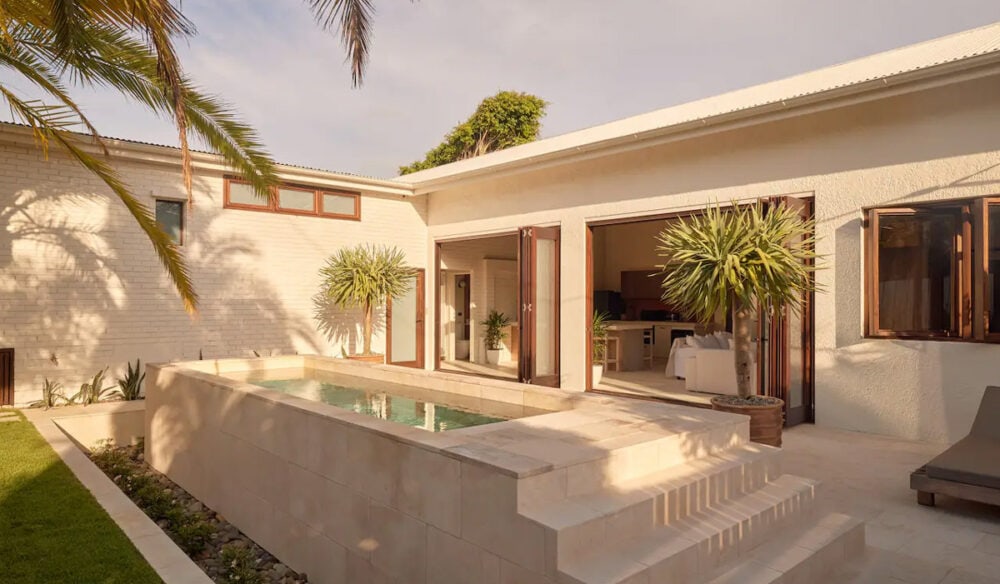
[911, 386, 1000, 507]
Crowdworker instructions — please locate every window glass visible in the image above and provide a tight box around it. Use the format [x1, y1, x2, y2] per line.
[989, 205, 1000, 334]
[155, 200, 183, 245]
[228, 181, 266, 206]
[322, 193, 357, 216]
[876, 212, 956, 333]
[278, 188, 315, 212]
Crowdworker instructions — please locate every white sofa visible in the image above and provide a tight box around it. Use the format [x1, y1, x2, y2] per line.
[684, 348, 756, 396]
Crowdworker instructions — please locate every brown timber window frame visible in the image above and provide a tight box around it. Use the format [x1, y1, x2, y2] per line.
[864, 197, 1000, 343]
[223, 176, 361, 221]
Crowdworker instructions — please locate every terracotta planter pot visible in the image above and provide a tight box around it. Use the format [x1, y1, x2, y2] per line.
[347, 354, 385, 364]
[710, 396, 785, 447]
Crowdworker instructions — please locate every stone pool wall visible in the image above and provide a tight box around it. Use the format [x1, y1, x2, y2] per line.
[145, 356, 571, 582]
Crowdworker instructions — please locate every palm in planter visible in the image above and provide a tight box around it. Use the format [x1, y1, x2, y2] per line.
[319, 244, 414, 360]
[656, 202, 818, 445]
[591, 311, 611, 385]
[481, 310, 512, 365]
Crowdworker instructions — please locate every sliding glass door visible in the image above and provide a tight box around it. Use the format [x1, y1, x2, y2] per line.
[519, 226, 560, 387]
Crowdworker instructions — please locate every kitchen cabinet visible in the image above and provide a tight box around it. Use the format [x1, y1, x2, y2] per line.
[620, 270, 661, 300]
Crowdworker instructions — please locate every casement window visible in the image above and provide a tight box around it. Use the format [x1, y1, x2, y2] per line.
[155, 199, 184, 245]
[223, 177, 361, 220]
[865, 197, 1000, 342]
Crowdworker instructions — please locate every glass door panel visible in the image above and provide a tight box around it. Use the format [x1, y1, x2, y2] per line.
[762, 197, 814, 426]
[519, 226, 561, 387]
[388, 269, 424, 368]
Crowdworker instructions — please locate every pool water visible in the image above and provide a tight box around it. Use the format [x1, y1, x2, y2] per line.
[251, 378, 508, 431]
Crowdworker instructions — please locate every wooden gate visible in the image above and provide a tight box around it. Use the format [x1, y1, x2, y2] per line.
[0, 348, 13, 406]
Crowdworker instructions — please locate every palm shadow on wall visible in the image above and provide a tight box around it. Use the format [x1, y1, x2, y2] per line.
[311, 292, 386, 357]
[1, 177, 323, 401]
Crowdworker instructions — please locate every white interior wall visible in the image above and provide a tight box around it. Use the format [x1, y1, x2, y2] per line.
[437, 235, 518, 363]
[593, 220, 673, 291]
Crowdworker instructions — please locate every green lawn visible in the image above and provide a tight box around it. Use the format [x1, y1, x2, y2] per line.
[0, 410, 162, 584]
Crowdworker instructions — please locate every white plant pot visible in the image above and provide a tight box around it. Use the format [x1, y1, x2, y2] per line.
[592, 364, 604, 386]
[486, 349, 502, 365]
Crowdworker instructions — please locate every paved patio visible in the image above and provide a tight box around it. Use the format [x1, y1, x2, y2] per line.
[782, 425, 1000, 584]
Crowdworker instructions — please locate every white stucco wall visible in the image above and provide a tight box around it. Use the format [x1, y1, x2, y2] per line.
[423, 73, 1000, 443]
[0, 141, 428, 405]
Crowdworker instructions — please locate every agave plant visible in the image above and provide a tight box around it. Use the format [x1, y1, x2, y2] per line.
[656, 202, 818, 400]
[29, 378, 65, 409]
[113, 359, 145, 401]
[319, 244, 414, 356]
[481, 310, 513, 351]
[73, 367, 116, 406]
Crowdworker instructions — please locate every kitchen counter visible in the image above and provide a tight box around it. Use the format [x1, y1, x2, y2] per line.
[605, 321, 702, 370]
[606, 320, 699, 331]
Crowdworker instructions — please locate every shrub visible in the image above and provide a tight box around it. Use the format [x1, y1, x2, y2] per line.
[171, 514, 213, 555]
[113, 359, 145, 401]
[221, 544, 263, 584]
[133, 483, 176, 521]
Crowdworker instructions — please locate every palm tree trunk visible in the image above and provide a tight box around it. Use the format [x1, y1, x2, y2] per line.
[363, 302, 373, 355]
[733, 303, 755, 399]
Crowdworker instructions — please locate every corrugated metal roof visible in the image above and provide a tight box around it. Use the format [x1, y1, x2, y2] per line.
[402, 21, 1000, 186]
[0, 121, 383, 181]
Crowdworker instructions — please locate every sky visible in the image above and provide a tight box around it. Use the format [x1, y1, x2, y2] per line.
[9, 1, 1000, 178]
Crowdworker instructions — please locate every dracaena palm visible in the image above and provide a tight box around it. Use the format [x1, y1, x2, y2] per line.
[655, 202, 819, 399]
[0, 0, 389, 313]
[319, 244, 413, 356]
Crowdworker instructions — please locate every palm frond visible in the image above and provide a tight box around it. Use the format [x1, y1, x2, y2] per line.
[11, 21, 279, 202]
[307, 0, 374, 87]
[0, 86, 198, 312]
[655, 201, 819, 324]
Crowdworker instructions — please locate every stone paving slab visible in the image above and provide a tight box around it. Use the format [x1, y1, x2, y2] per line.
[783, 425, 1000, 584]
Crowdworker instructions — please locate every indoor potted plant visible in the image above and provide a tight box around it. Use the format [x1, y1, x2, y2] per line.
[481, 309, 512, 365]
[318, 244, 413, 363]
[591, 310, 610, 385]
[656, 201, 817, 447]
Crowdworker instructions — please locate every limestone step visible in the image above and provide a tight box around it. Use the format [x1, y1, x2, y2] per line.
[515, 415, 751, 509]
[523, 443, 782, 570]
[704, 512, 866, 584]
[558, 475, 818, 584]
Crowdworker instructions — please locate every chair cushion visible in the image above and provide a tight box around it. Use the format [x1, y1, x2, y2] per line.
[687, 334, 714, 349]
[926, 435, 1000, 489]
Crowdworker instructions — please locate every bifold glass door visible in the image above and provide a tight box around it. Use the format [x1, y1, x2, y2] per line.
[387, 269, 425, 368]
[759, 197, 814, 425]
[518, 226, 560, 387]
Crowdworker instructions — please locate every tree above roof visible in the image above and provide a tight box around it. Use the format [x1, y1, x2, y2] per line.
[399, 91, 547, 175]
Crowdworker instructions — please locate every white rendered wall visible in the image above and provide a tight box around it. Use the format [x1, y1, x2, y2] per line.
[0, 143, 427, 405]
[424, 74, 1000, 443]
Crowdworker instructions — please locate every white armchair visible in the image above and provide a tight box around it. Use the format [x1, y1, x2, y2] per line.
[684, 349, 756, 396]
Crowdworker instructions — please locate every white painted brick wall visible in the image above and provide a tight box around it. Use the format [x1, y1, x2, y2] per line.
[0, 141, 428, 405]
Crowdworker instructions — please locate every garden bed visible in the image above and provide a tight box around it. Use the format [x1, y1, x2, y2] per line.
[90, 441, 308, 584]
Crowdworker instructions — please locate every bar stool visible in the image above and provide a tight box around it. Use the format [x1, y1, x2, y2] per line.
[603, 336, 621, 372]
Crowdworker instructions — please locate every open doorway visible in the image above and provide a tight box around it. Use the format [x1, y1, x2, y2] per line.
[437, 234, 520, 380]
[586, 198, 814, 425]
[589, 216, 716, 406]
